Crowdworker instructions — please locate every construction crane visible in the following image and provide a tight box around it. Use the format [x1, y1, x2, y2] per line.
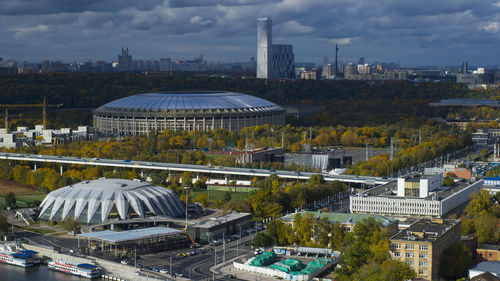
[1, 98, 62, 133]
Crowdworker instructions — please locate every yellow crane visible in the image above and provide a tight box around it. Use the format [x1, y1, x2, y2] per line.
[1, 98, 62, 133]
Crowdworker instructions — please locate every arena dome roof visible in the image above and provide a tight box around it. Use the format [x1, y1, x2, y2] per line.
[95, 91, 280, 112]
[38, 179, 184, 224]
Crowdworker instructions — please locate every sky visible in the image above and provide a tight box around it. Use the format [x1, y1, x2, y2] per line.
[1, 0, 500, 66]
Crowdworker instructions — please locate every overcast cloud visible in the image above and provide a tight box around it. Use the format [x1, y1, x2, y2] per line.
[1, 0, 499, 66]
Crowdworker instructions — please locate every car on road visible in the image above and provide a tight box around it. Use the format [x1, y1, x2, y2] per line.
[151, 267, 160, 272]
[160, 268, 169, 274]
[121, 260, 131, 265]
[124, 159, 131, 162]
[146, 162, 152, 166]
[231, 234, 241, 240]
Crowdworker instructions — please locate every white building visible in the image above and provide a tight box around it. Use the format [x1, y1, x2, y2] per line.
[350, 172, 483, 218]
[0, 125, 92, 148]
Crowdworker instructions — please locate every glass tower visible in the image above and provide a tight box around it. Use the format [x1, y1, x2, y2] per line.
[257, 17, 272, 79]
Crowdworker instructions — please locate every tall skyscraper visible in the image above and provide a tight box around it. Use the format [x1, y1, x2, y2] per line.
[257, 17, 295, 79]
[257, 17, 272, 79]
[118, 48, 133, 72]
[272, 44, 295, 79]
[461, 61, 468, 74]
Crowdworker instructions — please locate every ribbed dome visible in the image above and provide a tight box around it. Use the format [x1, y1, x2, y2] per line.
[38, 179, 184, 224]
[95, 91, 280, 112]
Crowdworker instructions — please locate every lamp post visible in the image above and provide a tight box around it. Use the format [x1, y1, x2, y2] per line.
[184, 186, 190, 230]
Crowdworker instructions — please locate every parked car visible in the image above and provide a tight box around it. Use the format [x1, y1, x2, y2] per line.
[160, 268, 169, 274]
[151, 267, 160, 272]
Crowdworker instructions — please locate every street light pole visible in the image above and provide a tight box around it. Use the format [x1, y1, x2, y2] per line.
[184, 186, 190, 230]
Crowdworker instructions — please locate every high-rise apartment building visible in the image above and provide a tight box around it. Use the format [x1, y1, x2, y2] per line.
[257, 17, 295, 79]
[118, 48, 133, 72]
[257, 17, 272, 79]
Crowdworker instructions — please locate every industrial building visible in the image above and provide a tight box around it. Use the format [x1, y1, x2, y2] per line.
[93, 91, 285, 135]
[389, 218, 461, 281]
[38, 178, 185, 224]
[350, 172, 483, 217]
[0, 125, 92, 148]
[187, 212, 252, 243]
[78, 227, 191, 255]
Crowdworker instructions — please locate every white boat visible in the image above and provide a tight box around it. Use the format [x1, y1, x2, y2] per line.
[0, 252, 34, 267]
[48, 260, 101, 278]
[0, 244, 36, 267]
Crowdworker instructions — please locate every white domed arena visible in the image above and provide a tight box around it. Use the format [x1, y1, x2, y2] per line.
[93, 91, 285, 135]
[38, 179, 185, 224]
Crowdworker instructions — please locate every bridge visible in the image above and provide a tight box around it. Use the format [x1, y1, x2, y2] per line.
[0, 152, 393, 185]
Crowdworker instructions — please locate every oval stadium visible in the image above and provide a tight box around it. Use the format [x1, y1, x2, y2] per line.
[93, 91, 285, 135]
[38, 179, 185, 224]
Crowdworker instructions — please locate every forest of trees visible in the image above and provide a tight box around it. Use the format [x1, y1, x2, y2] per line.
[0, 72, 471, 128]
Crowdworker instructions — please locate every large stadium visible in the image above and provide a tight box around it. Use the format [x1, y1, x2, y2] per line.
[38, 179, 185, 224]
[93, 91, 285, 135]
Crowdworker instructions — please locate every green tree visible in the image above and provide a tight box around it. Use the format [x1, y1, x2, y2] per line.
[442, 175, 454, 186]
[332, 221, 346, 250]
[193, 193, 208, 207]
[317, 216, 331, 247]
[61, 217, 82, 233]
[439, 242, 472, 280]
[0, 214, 9, 234]
[5, 192, 16, 208]
[251, 232, 273, 247]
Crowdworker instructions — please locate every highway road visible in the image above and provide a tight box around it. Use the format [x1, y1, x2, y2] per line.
[0, 152, 393, 185]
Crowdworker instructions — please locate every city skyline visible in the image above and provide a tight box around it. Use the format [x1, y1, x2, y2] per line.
[1, 0, 500, 66]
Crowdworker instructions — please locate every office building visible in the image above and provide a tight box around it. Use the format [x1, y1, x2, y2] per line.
[272, 44, 295, 79]
[187, 212, 252, 243]
[257, 17, 272, 79]
[389, 218, 461, 280]
[117, 48, 132, 72]
[256, 17, 295, 79]
[462, 61, 469, 74]
[350, 172, 483, 217]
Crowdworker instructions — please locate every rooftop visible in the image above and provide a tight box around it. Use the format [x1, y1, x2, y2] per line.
[78, 227, 183, 243]
[360, 178, 479, 200]
[470, 261, 500, 273]
[96, 91, 280, 111]
[479, 244, 500, 251]
[281, 211, 397, 227]
[429, 98, 500, 107]
[192, 212, 252, 229]
[390, 219, 459, 242]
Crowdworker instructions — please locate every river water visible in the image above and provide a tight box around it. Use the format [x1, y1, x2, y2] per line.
[0, 263, 103, 281]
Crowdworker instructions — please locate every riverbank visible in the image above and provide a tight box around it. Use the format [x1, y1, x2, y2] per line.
[22, 243, 188, 281]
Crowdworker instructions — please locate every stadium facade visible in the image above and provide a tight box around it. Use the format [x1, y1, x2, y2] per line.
[38, 179, 185, 224]
[93, 91, 285, 136]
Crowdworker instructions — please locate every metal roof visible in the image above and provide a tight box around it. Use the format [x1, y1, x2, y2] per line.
[97, 91, 279, 111]
[78, 227, 183, 243]
[470, 261, 500, 273]
[39, 179, 185, 224]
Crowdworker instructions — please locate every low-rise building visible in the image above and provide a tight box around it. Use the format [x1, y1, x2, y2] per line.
[389, 218, 461, 281]
[478, 245, 500, 262]
[470, 261, 500, 279]
[0, 125, 93, 148]
[350, 172, 483, 218]
[187, 212, 252, 243]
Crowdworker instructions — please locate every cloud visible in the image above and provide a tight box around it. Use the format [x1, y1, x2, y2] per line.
[11, 24, 50, 39]
[481, 21, 500, 33]
[0, 0, 500, 65]
[279, 20, 314, 35]
[328, 38, 356, 45]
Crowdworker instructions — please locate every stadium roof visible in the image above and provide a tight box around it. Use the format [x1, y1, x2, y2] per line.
[78, 227, 183, 243]
[39, 178, 185, 223]
[96, 91, 279, 111]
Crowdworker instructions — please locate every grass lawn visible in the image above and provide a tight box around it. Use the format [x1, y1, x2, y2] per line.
[0, 180, 47, 207]
[191, 190, 249, 203]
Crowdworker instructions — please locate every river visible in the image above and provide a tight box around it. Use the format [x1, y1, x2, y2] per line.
[0, 263, 103, 281]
